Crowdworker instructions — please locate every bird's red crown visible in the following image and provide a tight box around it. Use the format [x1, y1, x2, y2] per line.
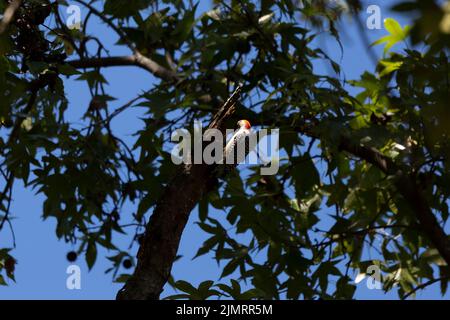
[238, 119, 251, 129]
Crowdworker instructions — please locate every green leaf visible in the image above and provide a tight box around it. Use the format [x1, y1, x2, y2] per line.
[385, 18, 404, 36]
[172, 5, 197, 42]
[379, 60, 404, 77]
[371, 18, 411, 54]
[335, 277, 356, 299]
[164, 293, 191, 300]
[439, 266, 450, 295]
[86, 242, 97, 270]
[174, 280, 197, 295]
[0, 275, 6, 286]
[198, 197, 208, 221]
[220, 259, 240, 278]
[114, 274, 131, 283]
[193, 236, 218, 259]
[76, 70, 108, 87]
[103, 0, 152, 18]
[291, 155, 320, 197]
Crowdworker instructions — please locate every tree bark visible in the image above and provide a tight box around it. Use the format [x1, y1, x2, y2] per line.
[116, 96, 450, 299]
[116, 85, 242, 300]
[69, 54, 179, 83]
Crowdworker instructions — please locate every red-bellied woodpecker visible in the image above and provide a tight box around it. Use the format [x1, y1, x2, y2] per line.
[223, 119, 252, 167]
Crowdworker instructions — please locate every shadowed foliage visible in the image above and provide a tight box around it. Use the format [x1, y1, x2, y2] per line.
[1, 0, 450, 299]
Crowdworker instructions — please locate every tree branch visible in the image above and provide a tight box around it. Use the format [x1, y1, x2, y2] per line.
[71, 0, 180, 83]
[0, 0, 22, 35]
[116, 85, 243, 300]
[338, 135, 450, 268]
[402, 276, 450, 299]
[68, 54, 179, 82]
[298, 128, 450, 269]
[337, 136, 395, 175]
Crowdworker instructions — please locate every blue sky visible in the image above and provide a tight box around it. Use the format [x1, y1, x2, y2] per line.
[0, 0, 448, 300]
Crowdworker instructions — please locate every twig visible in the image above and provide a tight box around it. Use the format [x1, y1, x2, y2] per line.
[0, 173, 14, 231]
[403, 276, 450, 300]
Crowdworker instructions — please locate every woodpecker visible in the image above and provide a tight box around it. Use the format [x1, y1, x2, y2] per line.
[223, 119, 252, 167]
